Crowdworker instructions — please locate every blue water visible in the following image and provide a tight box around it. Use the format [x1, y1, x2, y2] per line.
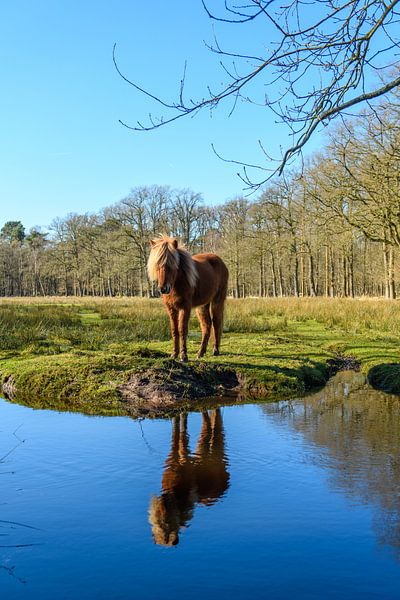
[1, 371, 400, 599]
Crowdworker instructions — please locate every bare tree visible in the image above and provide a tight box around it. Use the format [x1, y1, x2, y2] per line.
[170, 189, 203, 248]
[114, 0, 400, 185]
[219, 198, 250, 297]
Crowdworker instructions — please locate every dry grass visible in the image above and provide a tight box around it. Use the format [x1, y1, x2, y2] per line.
[224, 297, 400, 335]
[1, 296, 399, 354]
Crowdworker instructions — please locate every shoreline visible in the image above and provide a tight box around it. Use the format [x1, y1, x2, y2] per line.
[0, 351, 379, 419]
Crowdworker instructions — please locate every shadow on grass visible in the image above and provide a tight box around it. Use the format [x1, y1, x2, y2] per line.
[368, 363, 400, 395]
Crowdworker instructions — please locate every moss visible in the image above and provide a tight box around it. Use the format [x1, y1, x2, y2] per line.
[0, 350, 170, 415]
[368, 363, 400, 395]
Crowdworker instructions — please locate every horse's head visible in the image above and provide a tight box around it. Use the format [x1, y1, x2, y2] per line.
[148, 495, 180, 546]
[148, 237, 180, 295]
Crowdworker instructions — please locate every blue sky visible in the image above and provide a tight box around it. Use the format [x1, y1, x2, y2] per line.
[0, 0, 323, 231]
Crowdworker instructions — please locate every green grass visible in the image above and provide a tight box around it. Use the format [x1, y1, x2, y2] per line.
[0, 296, 399, 415]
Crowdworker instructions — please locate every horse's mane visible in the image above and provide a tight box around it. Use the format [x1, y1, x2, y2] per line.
[147, 236, 198, 289]
[148, 495, 179, 547]
[178, 247, 198, 289]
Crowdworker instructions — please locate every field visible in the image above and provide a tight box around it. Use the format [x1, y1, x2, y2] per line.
[0, 296, 399, 415]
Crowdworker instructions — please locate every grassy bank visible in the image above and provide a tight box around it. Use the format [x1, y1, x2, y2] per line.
[0, 297, 399, 415]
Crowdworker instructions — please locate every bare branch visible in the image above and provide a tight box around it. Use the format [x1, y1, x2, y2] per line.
[114, 0, 400, 186]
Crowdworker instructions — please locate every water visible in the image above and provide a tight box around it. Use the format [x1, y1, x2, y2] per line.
[1, 371, 400, 599]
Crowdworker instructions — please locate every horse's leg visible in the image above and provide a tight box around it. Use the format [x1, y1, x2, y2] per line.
[193, 411, 211, 457]
[210, 409, 223, 445]
[178, 307, 191, 362]
[195, 304, 211, 359]
[161, 416, 180, 490]
[167, 305, 179, 359]
[179, 414, 190, 462]
[211, 301, 224, 356]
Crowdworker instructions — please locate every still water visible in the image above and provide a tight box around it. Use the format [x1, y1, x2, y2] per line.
[1, 371, 400, 599]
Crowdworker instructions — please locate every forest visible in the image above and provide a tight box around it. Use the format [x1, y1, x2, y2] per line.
[2, 96, 400, 299]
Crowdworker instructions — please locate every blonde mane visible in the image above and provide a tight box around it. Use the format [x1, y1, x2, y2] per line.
[147, 236, 198, 289]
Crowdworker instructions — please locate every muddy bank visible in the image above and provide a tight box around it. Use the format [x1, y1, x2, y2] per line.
[326, 354, 361, 375]
[0, 353, 373, 418]
[2, 374, 17, 399]
[119, 360, 241, 416]
[119, 354, 363, 417]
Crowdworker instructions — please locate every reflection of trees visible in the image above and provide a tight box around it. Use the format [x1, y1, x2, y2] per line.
[262, 371, 400, 555]
[149, 409, 229, 546]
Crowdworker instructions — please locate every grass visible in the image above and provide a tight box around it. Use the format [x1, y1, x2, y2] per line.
[0, 296, 399, 415]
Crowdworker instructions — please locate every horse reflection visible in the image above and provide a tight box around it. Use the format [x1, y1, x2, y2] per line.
[149, 409, 229, 546]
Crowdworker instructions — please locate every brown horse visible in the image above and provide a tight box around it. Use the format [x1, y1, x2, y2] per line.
[147, 236, 229, 362]
[148, 410, 229, 546]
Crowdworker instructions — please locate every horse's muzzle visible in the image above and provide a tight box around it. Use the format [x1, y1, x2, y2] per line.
[159, 285, 171, 295]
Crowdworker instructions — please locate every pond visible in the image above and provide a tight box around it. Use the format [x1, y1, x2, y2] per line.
[1, 371, 400, 599]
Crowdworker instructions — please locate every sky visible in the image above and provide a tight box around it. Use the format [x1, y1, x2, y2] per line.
[0, 0, 324, 231]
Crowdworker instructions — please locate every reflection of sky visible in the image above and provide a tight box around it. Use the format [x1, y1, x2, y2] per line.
[1, 395, 400, 599]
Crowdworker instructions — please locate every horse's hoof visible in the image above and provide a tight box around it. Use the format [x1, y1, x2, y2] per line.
[170, 353, 178, 360]
[196, 351, 205, 360]
[212, 349, 220, 356]
[180, 354, 188, 363]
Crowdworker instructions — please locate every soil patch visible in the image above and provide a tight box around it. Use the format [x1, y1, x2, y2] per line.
[2, 374, 16, 400]
[326, 354, 361, 376]
[119, 360, 241, 416]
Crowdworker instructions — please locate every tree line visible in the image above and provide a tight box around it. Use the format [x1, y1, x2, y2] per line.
[1, 98, 399, 299]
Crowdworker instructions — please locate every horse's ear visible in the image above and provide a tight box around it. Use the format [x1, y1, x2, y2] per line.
[172, 239, 178, 249]
[150, 239, 156, 248]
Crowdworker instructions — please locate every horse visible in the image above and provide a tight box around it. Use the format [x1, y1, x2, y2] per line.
[147, 236, 229, 362]
[148, 410, 229, 546]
